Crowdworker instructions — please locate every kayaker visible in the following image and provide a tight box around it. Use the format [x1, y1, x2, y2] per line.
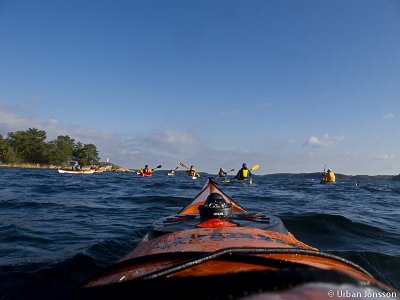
[235, 163, 252, 180]
[322, 168, 336, 183]
[141, 165, 153, 176]
[199, 192, 232, 220]
[71, 161, 81, 171]
[218, 168, 227, 177]
[186, 165, 200, 178]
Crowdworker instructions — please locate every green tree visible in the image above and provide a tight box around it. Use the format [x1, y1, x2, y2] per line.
[81, 143, 100, 165]
[3, 145, 22, 163]
[0, 134, 4, 162]
[7, 128, 48, 163]
[48, 135, 75, 165]
[72, 142, 99, 165]
[1, 128, 102, 166]
[72, 141, 85, 164]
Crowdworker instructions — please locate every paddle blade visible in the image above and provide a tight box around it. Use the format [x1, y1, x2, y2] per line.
[156, 165, 162, 169]
[179, 162, 188, 169]
[251, 164, 260, 171]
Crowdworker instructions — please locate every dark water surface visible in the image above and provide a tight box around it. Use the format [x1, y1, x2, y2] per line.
[1, 168, 399, 299]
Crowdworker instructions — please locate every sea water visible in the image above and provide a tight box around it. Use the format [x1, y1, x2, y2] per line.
[0, 168, 399, 299]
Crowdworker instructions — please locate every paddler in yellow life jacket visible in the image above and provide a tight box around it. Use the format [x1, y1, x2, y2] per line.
[186, 165, 200, 178]
[235, 163, 252, 180]
[322, 169, 336, 183]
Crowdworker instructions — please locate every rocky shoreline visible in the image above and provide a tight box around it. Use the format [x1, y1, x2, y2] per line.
[0, 162, 133, 172]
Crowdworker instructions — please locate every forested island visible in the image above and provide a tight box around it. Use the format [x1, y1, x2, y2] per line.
[0, 128, 100, 168]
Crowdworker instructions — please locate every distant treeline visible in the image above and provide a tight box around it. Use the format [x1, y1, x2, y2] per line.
[0, 128, 100, 166]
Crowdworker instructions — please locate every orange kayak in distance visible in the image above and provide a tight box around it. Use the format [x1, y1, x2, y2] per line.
[78, 178, 398, 299]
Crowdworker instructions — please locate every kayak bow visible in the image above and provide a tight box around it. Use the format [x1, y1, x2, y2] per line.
[79, 178, 397, 299]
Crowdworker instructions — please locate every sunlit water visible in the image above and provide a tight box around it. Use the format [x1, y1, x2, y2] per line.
[1, 168, 399, 299]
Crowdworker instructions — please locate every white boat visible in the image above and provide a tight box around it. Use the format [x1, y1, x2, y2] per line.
[58, 169, 95, 174]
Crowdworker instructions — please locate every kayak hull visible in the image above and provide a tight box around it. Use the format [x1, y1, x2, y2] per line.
[58, 169, 95, 174]
[218, 177, 253, 185]
[84, 210, 382, 288]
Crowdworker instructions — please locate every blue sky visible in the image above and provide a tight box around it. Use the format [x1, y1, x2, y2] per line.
[1, 0, 399, 175]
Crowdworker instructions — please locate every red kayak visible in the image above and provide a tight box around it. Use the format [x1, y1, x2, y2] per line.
[140, 173, 152, 177]
[137, 170, 152, 177]
[79, 178, 397, 299]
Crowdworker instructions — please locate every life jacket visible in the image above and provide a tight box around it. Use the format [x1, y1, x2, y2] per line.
[242, 169, 249, 178]
[143, 168, 152, 175]
[187, 169, 198, 177]
[324, 172, 336, 182]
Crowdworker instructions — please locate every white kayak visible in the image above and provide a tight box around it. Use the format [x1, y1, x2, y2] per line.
[58, 169, 95, 174]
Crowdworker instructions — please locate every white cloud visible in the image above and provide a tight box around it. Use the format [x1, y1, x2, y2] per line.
[0, 109, 113, 143]
[1, 108, 398, 175]
[104, 129, 207, 168]
[147, 129, 198, 150]
[0, 108, 210, 169]
[237, 149, 250, 154]
[0, 108, 117, 164]
[122, 129, 201, 157]
[376, 154, 395, 160]
[304, 134, 344, 147]
[306, 136, 322, 146]
[0, 110, 32, 130]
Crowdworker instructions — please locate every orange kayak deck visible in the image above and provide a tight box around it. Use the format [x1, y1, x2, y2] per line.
[80, 179, 397, 298]
[124, 227, 316, 258]
[83, 226, 386, 289]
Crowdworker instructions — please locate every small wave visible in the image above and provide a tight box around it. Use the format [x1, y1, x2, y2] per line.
[328, 250, 400, 290]
[0, 224, 51, 244]
[282, 213, 400, 257]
